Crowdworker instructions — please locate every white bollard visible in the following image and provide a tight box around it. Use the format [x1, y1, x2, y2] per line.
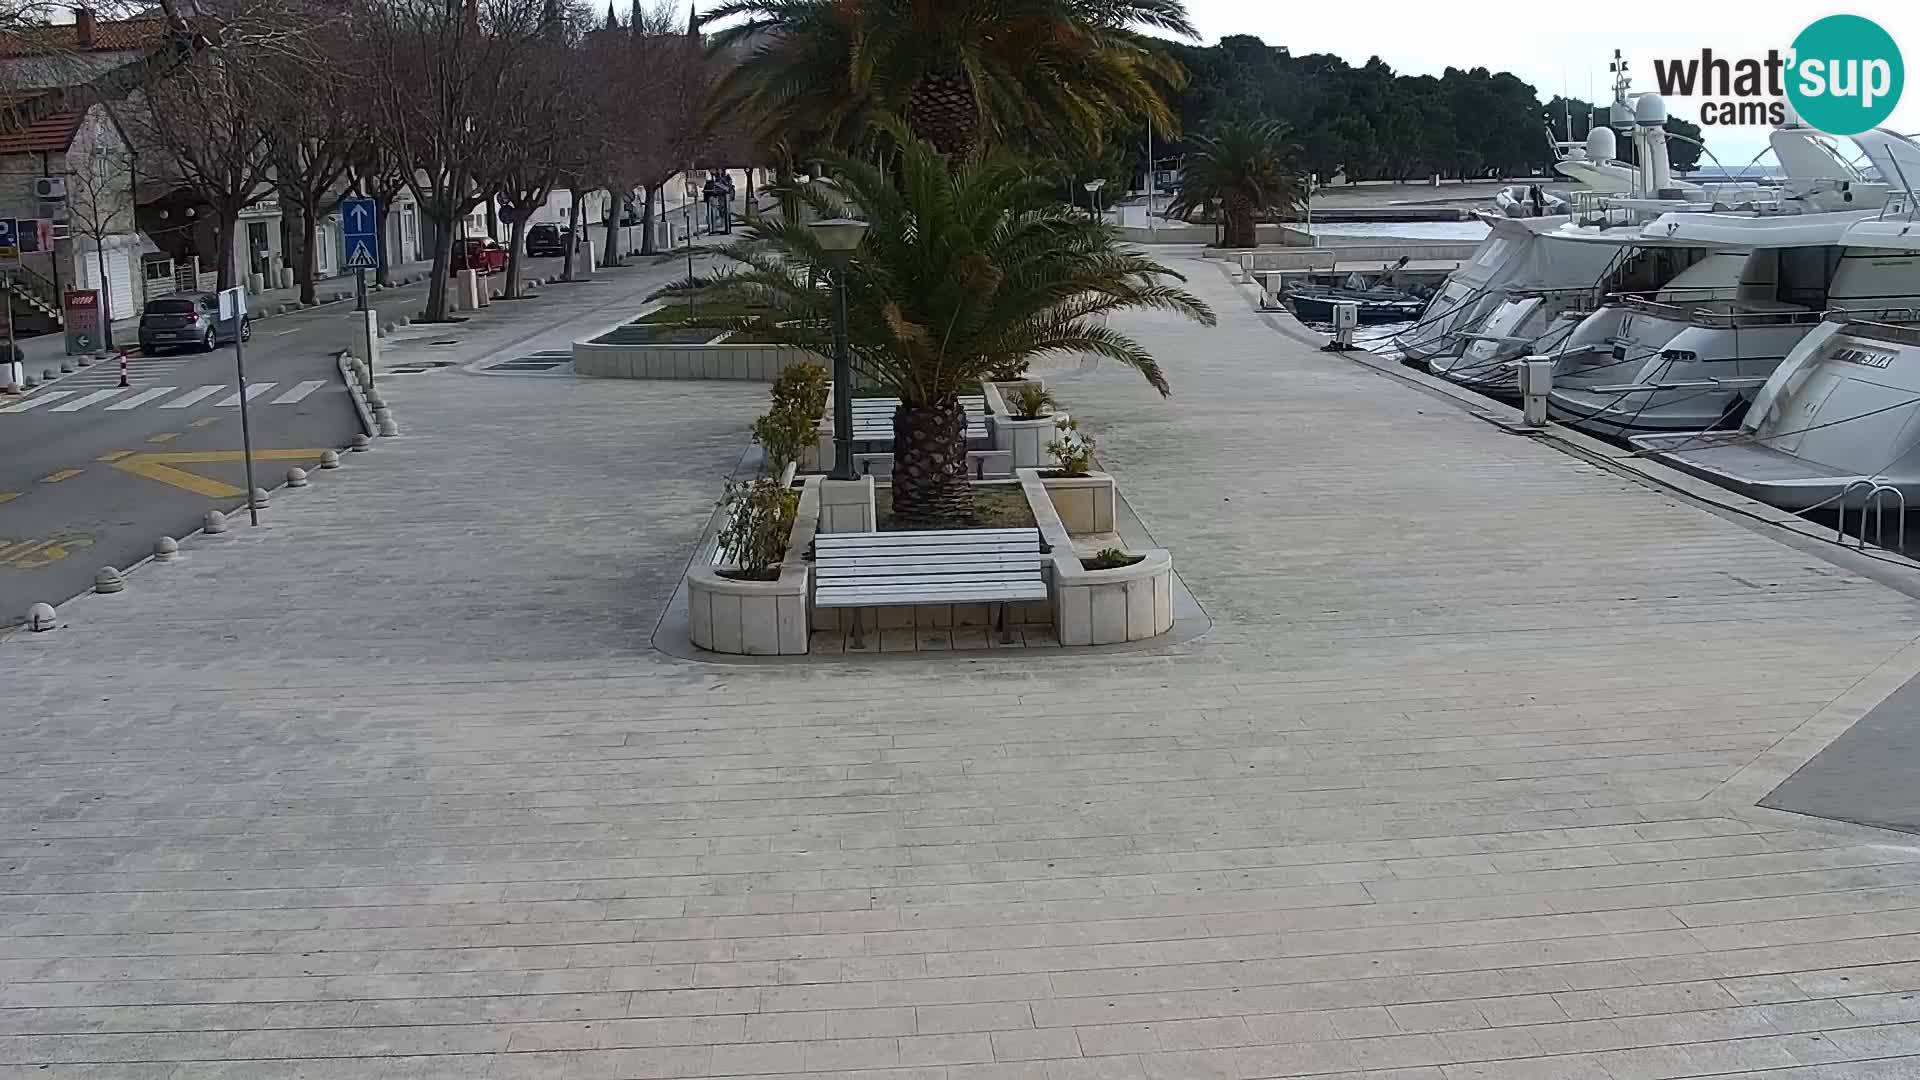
[204, 510, 228, 534]
[26, 602, 55, 631]
[350, 433, 371, 452]
[358, 309, 381, 374]
[287, 467, 308, 488]
[250, 487, 270, 510]
[319, 449, 341, 470]
[94, 567, 124, 594]
[154, 536, 178, 561]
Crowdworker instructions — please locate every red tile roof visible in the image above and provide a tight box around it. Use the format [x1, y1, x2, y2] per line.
[0, 108, 83, 154]
[0, 16, 167, 58]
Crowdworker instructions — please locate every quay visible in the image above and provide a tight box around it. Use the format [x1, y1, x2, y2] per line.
[7, 255, 1920, 1078]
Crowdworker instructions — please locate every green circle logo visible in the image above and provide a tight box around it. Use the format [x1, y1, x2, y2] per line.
[1786, 14, 1904, 135]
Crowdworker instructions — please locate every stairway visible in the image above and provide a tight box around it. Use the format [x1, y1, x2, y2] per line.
[3, 264, 64, 326]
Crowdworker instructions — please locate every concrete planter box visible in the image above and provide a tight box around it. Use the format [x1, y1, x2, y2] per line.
[1041, 472, 1115, 535]
[575, 341, 823, 382]
[689, 477, 818, 655]
[982, 381, 1062, 470]
[1018, 468, 1174, 646]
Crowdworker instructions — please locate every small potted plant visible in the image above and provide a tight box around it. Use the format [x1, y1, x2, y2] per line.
[1037, 417, 1115, 534]
[1080, 546, 1144, 571]
[714, 476, 799, 581]
[1006, 384, 1057, 421]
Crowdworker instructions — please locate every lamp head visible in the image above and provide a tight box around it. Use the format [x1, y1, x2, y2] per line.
[809, 217, 869, 254]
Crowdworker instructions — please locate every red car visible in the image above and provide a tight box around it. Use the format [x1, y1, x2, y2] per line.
[449, 237, 508, 275]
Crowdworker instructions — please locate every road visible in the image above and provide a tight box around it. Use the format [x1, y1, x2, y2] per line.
[0, 260, 570, 625]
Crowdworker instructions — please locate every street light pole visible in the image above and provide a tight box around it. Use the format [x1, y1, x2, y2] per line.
[809, 218, 869, 482]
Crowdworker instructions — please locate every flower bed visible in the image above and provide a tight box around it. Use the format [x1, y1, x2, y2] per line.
[688, 476, 817, 655]
[1017, 468, 1175, 646]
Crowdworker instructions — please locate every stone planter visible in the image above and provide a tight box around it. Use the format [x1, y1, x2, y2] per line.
[1041, 472, 1115, 535]
[688, 477, 818, 655]
[982, 381, 1062, 470]
[1017, 468, 1174, 646]
[575, 340, 823, 381]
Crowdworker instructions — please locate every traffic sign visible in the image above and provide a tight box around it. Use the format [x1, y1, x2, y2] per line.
[342, 197, 379, 271]
[0, 219, 17, 264]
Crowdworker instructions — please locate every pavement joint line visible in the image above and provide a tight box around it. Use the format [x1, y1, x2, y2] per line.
[39, 468, 82, 483]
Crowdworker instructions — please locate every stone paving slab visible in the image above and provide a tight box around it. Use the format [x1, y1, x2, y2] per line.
[3, 255, 1920, 1077]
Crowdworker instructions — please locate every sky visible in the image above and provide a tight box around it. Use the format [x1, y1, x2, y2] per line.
[1182, 0, 1920, 172]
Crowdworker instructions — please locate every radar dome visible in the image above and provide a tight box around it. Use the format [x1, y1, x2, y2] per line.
[1609, 101, 1634, 130]
[1634, 93, 1667, 126]
[1585, 126, 1617, 161]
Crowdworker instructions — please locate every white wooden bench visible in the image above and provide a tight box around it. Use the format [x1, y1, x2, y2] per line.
[813, 528, 1048, 646]
[849, 396, 990, 445]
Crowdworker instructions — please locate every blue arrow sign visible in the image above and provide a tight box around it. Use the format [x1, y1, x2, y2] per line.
[341, 197, 379, 271]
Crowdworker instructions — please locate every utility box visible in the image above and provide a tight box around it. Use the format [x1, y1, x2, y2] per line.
[1516, 356, 1554, 427]
[1331, 301, 1358, 348]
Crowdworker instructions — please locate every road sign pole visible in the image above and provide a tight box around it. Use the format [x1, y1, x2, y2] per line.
[235, 329, 259, 527]
[356, 269, 366, 312]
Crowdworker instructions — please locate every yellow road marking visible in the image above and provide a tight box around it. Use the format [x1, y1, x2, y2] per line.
[109, 449, 325, 499]
[41, 468, 82, 483]
[148, 432, 180, 443]
[97, 450, 135, 462]
[0, 492, 18, 505]
[190, 417, 220, 429]
[0, 536, 94, 569]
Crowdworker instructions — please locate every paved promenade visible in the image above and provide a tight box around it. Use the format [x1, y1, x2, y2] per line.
[6, 254, 1920, 1078]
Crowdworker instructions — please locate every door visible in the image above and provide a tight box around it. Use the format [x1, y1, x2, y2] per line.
[247, 221, 270, 278]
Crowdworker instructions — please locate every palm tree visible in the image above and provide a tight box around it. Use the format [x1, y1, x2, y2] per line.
[661, 121, 1215, 527]
[1167, 118, 1309, 248]
[705, 0, 1197, 163]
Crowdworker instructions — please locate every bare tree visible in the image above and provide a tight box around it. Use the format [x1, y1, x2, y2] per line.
[260, 22, 353, 304]
[586, 0, 706, 258]
[357, 0, 560, 321]
[482, 0, 587, 299]
[60, 112, 137, 348]
[115, 46, 273, 291]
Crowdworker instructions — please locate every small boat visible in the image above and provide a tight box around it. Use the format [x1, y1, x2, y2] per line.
[1285, 284, 1427, 324]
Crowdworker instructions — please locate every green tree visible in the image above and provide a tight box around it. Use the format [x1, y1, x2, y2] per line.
[705, 0, 1197, 163]
[662, 121, 1214, 526]
[1166, 118, 1308, 247]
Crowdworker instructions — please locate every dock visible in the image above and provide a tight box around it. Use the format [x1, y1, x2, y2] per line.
[7, 255, 1920, 1078]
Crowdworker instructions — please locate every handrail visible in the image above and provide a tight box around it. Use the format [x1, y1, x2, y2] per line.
[1837, 317, 1920, 346]
[2, 262, 59, 309]
[1616, 294, 1826, 328]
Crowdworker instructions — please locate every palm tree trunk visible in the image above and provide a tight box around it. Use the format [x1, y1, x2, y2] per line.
[1225, 202, 1257, 248]
[908, 68, 980, 166]
[891, 397, 976, 527]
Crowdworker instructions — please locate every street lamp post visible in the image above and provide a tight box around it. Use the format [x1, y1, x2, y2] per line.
[684, 169, 700, 317]
[809, 217, 869, 481]
[1083, 178, 1107, 224]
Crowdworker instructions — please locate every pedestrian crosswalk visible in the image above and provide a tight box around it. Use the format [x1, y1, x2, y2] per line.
[0, 381, 331, 415]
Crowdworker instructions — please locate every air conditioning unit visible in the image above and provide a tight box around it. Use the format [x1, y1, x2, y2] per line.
[33, 176, 67, 201]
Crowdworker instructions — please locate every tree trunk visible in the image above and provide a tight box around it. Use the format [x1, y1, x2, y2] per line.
[890, 398, 975, 527]
[640, 184, 657, 255]
[744, 169, 753, 209]
[288, 202, 318, 305]
[908, 67, 980, 165]
[561, 188, 581, 282]
[503, 213, 531, 298]
[1224, 203, 1256, 248]
[214, 211, 239, 291]
[484, 198, 499, 240]
[374, 200, 391, 287]
[602, 190, 621, 267]
[423, 217, 456, 321]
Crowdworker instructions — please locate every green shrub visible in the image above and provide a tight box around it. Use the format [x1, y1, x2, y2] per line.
[753, 408, 819, 474]
[1081, 546, 1143, 571]
[1006, 384, 1057, 421]
[716, 476, 799, 580]
[1046, 416, 1096, 476]
[771, 363, 830, 419]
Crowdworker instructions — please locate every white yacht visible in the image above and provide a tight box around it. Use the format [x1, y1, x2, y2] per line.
[1400, 73, 1917, 374]
[1632, 213, 1920, 511]
[1543, 209, 1916, 433]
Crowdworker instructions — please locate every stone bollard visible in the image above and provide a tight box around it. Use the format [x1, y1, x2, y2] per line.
[367, 393, 387, 411]
[76, 354, 91, 367]
[250, 487, 270, 510]
[59, 360, 74, 373]
[20, 372, 35, 389]
[94, 567, 124, 594]
[26, 603, 56, 632]
[287, 467, 308, 488]
[350, 433, 371, 452]
[42, 368, 55, 382]
[319, 449, 341, 470]
[378, 416, 399, 437]
[154, 536, 178, 562]
[204, 510, 228, 534]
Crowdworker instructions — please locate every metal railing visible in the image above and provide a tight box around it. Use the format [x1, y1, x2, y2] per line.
[1615, 294, 1827, 329]
[1839, 480, 1907, 551]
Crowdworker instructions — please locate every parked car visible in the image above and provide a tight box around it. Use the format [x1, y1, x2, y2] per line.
[137, 294, 250, 354]
[449, 237, 508, 275]
[525, 224, 571, 258]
